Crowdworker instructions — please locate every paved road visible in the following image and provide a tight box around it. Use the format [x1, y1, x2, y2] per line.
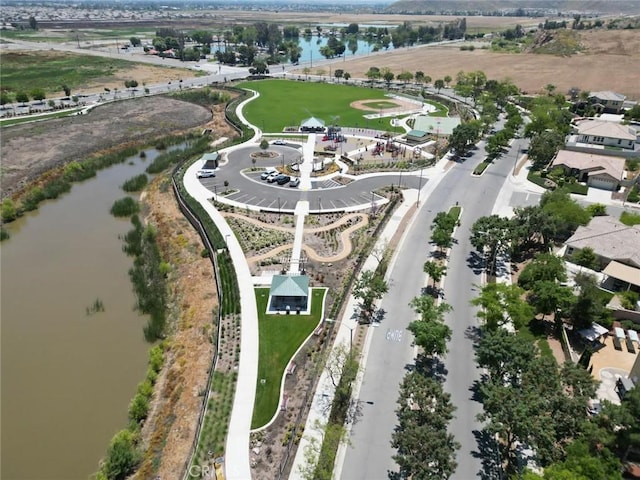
[341, 123, 524, 479]
[197, 144, 423, 212]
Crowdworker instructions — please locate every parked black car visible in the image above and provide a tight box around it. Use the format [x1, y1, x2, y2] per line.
[276, 174, 291, 185]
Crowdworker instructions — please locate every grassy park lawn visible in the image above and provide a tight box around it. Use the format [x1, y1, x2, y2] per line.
[252, 287, 327, 429]
[238, 79, 405, 133]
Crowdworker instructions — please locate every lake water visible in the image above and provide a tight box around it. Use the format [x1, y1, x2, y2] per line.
[0, 150, 163, 479]
[297, 35, 395, 64]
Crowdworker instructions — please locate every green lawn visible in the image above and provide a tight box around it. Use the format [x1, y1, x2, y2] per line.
[252, 287, 326, 429]
[517, 319, 555, 362]
[237, 79, 405, 133]
[426, 99, 449, 117]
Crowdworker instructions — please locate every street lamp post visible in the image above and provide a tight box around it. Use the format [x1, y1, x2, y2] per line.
[416, 167, 424, 206]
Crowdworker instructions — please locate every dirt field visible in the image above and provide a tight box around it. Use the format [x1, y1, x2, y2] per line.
[325, 29, 640, 99]
[0, 96, 211, 199]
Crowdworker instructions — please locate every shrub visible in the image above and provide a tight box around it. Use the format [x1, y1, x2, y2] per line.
[620, 291, 639, 311]
[100, 429, 141, 480]
[1, 198, 18, 222]
[0, 228, 10, 241]
[627, 185, 640, 203]
[110, 197, 140, 217]
[620, 211, 640, 226]
[121, 174, 148, 192]
[128, 392, 149, 424]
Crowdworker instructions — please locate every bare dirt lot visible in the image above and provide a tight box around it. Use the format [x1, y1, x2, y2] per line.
[0, 96, 211, 199]
[330, 29, 640, 99]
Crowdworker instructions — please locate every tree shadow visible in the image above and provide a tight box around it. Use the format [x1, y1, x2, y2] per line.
[465, 325, 483, 343]
[414, 354, 448, 383]
[472, 428, 504, 480]
[421, 285, 444, 299]
[467, 251, 485, 275]
[388, 470, 402, 480]
[470, 379, 485, 403]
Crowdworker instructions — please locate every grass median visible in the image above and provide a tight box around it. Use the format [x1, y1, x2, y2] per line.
[251, 287, 326, 429]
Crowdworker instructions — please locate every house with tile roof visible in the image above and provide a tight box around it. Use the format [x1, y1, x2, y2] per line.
[589, 91, 627, 114]
[551, 150, 626, 191]
[574, 119, 638, 150]
[564, 215, 640, 269]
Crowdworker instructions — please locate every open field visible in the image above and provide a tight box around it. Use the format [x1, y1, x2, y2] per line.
[252, 287, 326, 429]
[323, 29, 640, 99]
[0, 50, 193, 98]
[238, 79, 416, 131]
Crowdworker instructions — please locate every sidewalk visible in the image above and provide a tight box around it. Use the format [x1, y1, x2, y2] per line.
[184, 158, 258, 480]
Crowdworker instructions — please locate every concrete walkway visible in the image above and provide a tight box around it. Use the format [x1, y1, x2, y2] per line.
[183, 161, 258, 480]
[299, 134, 316, 191]
[290, 201, 309, 274]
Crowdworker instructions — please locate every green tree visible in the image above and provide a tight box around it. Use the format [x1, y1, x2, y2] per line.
[408, 296, 452, 356]
[129, 36, 141, 47]
[353, 269, 388, 320]
[29, 16, 37, 30]
[540, 188, 590, 240]
[517, 253, 567, 291]
[470, 214, 514, 273]
[0, 92, 10, 105]
[512, 205, 557, 251]
[397, 71, 413, 84]
[528, 281, 575, 320]
[365, 66, 381, 83]
[15, 91, 29, 104]
[100, 429, 140, 480]
[382, 67, 395, 87]
[434, 79, 445, 92]
[423, 260, 447, 292]
[570, 273, 608, 329]
[61, 84, 71, 97]
[476, 328, 536, 385]
[392, 371, 459, 480]
[444, 75, 452, 86]
[448, 122, 480, 155]
[572, 247, 599, 270]
[259, 139, 269, 150]
[472, 282, 534, 330]
[528, 130, 565, 170]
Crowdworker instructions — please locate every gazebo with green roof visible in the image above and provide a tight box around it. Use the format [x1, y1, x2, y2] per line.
[268, 274, 310, 313]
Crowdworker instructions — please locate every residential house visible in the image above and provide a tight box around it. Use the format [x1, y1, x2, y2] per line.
[564, 216, 640, 292]
[573, 119, 637, 150]
[551, 150, 626, 191]
[589, 91, 627, 114]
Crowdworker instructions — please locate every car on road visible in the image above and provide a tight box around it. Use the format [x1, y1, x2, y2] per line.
[289, 177, 300, 188]
[276, 174, 291, 185]
[266, 172, 280, 183]
[261, 168, 277, 180]
[272, 139, 286, 145]
[197, 170, 216, 178]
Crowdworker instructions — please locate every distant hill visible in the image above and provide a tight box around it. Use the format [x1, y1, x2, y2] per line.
[385, 0, 640, 16]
